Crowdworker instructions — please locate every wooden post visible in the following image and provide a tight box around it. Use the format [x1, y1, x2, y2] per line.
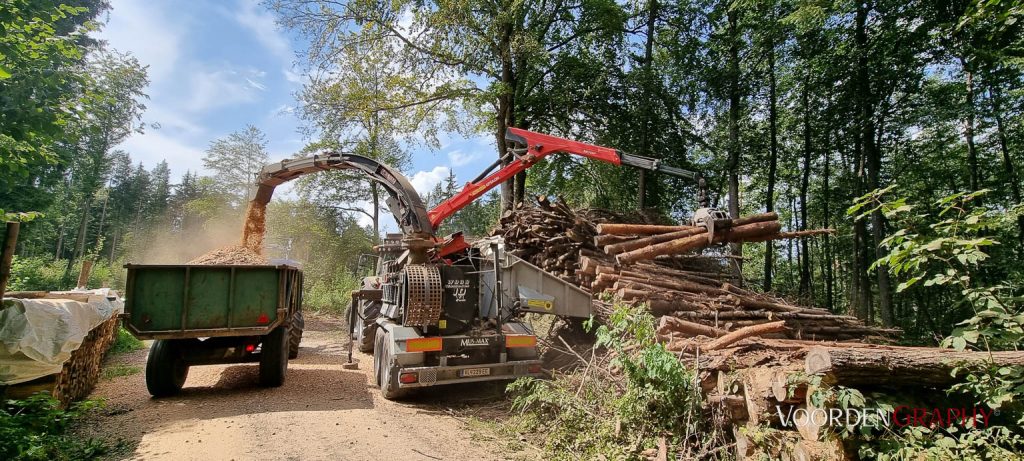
[76, 260, 93, 289]
[1, 222, 21, 299]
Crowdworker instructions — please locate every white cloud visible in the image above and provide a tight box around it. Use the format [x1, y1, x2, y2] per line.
[115, 129, 207, 178]
[185, 68, 263, 113]
[282, 69, 306, 85]
[97, 0, 183, 82]
[233, 0, 292, 61]
[245, 77, 267, 91]
[409, 166, 450, 195]
[446, 149, 479, 167]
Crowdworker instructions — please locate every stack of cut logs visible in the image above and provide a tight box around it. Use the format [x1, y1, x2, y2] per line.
[495, 196, 647, 286]
[2, 292, 121, 407]
[497, 197, 895, 342]
[51, 314, 120, 406]
[696, 338, 1024, 460]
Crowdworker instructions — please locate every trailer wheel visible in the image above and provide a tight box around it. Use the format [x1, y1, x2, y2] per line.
[378, 330, 409, 400]
[259, 325, 289, 387]
[146, 339, 189, 398]
[355, 302, 377, 353]
[372, 327, 384, 387]
[288, 310, 304, 359]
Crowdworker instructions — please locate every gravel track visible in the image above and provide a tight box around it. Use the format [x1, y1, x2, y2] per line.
[84, 314, 528, 460]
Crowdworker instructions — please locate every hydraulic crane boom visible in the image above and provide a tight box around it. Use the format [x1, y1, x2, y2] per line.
[427, 127, 705, 229]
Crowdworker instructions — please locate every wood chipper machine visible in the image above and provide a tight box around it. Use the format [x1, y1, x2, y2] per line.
[245, 127, 710, 399]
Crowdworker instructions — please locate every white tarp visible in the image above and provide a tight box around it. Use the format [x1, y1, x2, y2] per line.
[0, 289, 124, 385]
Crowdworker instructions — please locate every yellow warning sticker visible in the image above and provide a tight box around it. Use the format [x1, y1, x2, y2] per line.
[527, 299, 553, 310]
[438, 319, 447, 329]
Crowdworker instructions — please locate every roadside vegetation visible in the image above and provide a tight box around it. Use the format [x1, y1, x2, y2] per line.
[507, 305, 730, 460]
[0, 395, 111, 461]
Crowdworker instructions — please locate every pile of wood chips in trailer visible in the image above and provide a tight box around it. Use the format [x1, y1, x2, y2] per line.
[493, 196, 1024, 461]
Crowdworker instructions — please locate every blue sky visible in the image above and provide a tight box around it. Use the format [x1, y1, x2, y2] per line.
[93, 0, 495, 230]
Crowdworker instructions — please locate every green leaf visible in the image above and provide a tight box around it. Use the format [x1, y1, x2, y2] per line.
[0, 64, 10, 79]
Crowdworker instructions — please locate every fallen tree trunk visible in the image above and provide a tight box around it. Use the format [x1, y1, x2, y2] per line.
[705, 321, 787, 351]
[616, 221, 782, 265]
[805, 346, 1024, 387]
[603, 227, 706, 255]
[658, 316, 727, 338]
[595, 223, 699, 235]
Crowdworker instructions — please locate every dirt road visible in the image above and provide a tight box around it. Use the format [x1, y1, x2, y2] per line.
[84, 314, 533, 460]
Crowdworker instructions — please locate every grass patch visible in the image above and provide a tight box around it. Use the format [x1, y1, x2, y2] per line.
[101, 365, 141, 380]
[0, 394, 113, 460]
[106, 327, 143, 355]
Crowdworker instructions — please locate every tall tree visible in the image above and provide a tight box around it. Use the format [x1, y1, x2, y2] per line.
[202, 125, 270, 205]
[272, 0, 627, 211]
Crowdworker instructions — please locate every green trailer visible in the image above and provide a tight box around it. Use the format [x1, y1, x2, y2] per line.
[122, 264, 304, 397]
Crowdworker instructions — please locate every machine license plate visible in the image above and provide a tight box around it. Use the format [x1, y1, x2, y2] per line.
[461, 367, 491, 377]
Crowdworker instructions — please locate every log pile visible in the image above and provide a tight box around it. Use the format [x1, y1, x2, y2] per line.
[497, 197, 895, 342]
[494, 196, 656, 286]
[693, 337, 1024, 460]
[2, 314, 120, 407]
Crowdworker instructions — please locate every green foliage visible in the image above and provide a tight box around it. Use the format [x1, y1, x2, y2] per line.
[856, 189, 1024, 350]
[303, 270, 362, 315]
[8, 256, 114, 291]
[507, 304, 724, 459]
[107, 327, 143, 355]
[839, 189, 1024, 458]
[0, 1, 91, 180]
[0, 394, 110, 461]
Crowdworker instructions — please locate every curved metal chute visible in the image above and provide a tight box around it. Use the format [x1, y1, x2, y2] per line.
[250, 153, 433, 237]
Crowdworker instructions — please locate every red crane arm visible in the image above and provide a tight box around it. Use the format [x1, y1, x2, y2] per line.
[427, 128, 701, 230]
[427, 128, 625, 228]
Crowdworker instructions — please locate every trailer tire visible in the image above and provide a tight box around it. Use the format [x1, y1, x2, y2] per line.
[378, 330, 409, 400]
[372, 327, 385, 387]
[146, 339, 189, 398]
[288, 310, 304, 359]
[259, 325, 289, 387]
[355, 304, 377, 353]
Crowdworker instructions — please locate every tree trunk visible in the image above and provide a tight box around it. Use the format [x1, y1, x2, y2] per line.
[371, 182, 380, 243]
[764, 31, 779, 292]
[822, 137, 834, 312]
[73, 197, 93, 261]
[55, 224, 65, 261]
[637, 0, 659, 210]
[799, 76, 812, 296]
[95, 192, 108, 250]
[990, 83, 1024, 241]
[856, 1, 893, 327]
[962, 59, 980, 192]
[497, 22, 515, 212]
[806, 346, 1024, 387]
[726, 8, 742, 274]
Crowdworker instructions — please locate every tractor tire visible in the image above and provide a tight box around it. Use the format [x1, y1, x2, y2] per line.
[288, 309, 304, 359]
[355, 303, 377, 353]
[372, 327, 385, 387]
[146, 339, 189, 398]
[259, 325, 289, 387]
[378, 329, 409, 400]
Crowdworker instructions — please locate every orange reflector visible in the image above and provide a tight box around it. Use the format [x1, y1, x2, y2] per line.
[505, 335, 537, 348]
[528, 364, 543, 374]
[399, 373, 418, 384]
[256, 313, 269, 324]
[405, 337, 443, 352]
